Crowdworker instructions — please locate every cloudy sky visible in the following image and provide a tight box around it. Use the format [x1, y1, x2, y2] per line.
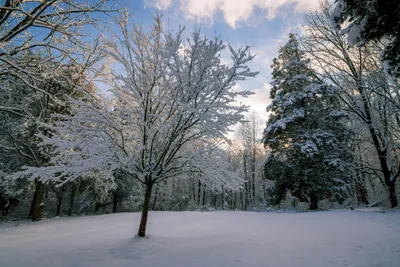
[125, 0, 327, 118]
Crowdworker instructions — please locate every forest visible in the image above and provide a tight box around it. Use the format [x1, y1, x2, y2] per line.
[0, 0, 399, 239]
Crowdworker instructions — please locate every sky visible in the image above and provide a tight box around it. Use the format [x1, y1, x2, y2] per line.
[122, 0, 326, 118]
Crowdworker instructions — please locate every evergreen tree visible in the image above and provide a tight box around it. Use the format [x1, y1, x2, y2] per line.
[331, 0, 400, 78]
[262, 33, 354, 210]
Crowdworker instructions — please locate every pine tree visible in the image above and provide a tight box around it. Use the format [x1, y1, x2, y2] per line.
[262, 33, 354, 210]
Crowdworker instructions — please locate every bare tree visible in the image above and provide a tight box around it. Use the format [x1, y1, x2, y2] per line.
[0, 0, 117, 220]
[16, 12, 258, 236]
[302, 2, 400, 207]
[0, 0, 116, 94]
[234, 112, 265, 209]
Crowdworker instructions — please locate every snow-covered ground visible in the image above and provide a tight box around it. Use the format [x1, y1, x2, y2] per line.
[1, 210, 399, 267]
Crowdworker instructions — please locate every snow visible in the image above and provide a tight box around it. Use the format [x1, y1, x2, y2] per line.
[330, 0, 346, 31]
[346, 18, 367, 47]
[16, 20, 258, 190]
[1, 210, 400, 267]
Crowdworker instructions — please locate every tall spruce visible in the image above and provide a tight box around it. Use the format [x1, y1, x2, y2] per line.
[262, 33, 354, 210]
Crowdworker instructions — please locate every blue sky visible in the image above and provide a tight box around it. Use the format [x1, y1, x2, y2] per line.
[115, 0, 326, 115]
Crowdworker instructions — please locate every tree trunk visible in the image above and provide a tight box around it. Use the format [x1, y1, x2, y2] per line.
[212, 194, 217, 208]
[202, 183, 206, 206]
[357, 83, 398, 209]
[151, 185, 158, 211]
[29, 185, 37, 218]
[388, 182, 398, 208]
[138, 182, 153, 237]
[354, 144, 369, 206]
[263, 182, 267, 202]
[245, 181, 250, 209]
[31, 180, 45, 221]
[243, 151, 249, 207]
[56, 187, 64, 216]
[198, 180, 201, 206]
[113, 191, 118, 213]
[94, 202, 101, 213]
[68, 184, 76, 216]
[1, 197, 17, 217]
[221, 188, 225, 209]
[241, 190, 247, 211]
[160, 180, 168, 210]
[356, 180, 369, 205]
[309, 193, 318, 210]
[251, 150, 256, 202]
[252, 176, 256, 204]
[192, 181, 196, 203]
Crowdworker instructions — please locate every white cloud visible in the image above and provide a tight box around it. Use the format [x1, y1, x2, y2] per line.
[146, 0, 173, 10]
[229, 81, 270, 117]
[246, 83, 271, 114]
[147, 0, 321, 27]
[224, 82, 271, 139]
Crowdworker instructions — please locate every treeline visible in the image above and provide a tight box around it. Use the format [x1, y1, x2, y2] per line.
[0, 0, 399, 236]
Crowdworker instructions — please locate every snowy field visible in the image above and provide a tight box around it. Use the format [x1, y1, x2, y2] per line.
[1, 210, 400, 267]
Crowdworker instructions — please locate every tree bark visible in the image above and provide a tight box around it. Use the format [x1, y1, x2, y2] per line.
[68, 184, 76, 216]
[94, 202, 100, 213]
[113, 191, 118, 213]
[309, 193, 318, 210]
[221, 187, 225, 209]
[138, 182, 153, 237]
[31, 180, 45, 221]
[241, 190, 247, 211]
[198, 180, 201, 206]
[356, 179, 369, 205]
[212, 193, 217, 208]
[202, 183, 206, 206]
[388, 182, 398, 208]
[357, 82, 398, 208]
[56, 186, 64, 216]
[151, 185, 158, 211]
[160, 180, 168, 210]
[29, 185, 37, 218]
[192, 181, 196, 204]
[245, 181, 251, 209]
[263, 182, 267, 202]
[243, 151, 249, 207]
[251, 150, 256, 202]
[1, 197, 17, 217]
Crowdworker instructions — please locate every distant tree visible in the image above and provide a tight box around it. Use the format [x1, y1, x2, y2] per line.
[234, 112, 265, 209]
[262, 33, 353, 210]
[331, 0, 400, 78]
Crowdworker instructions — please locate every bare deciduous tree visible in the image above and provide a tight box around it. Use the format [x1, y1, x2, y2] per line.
[16, 13, 258, 236]
[0, 0, 116, 91]
[303, 2, 400, 208]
